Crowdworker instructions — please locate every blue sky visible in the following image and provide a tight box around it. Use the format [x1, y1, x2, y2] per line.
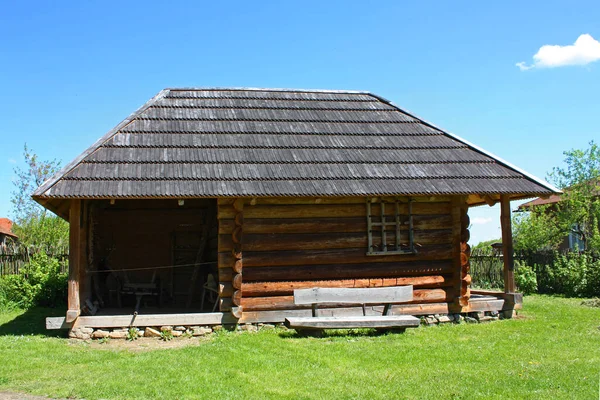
[1, 1, 598, 244]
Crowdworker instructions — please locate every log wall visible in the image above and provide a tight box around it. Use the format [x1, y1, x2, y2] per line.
[217, 196, 463, 316]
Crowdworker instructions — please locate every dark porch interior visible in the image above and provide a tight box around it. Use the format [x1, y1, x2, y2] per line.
[88, 199, 218, 315]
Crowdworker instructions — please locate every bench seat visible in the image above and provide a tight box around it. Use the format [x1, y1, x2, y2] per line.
[285, 315, 420, 330]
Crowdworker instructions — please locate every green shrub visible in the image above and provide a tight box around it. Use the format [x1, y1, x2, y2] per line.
[0, 252, 67, 309]
[515, 262, 538, 295]
[540, 252, 600, 297]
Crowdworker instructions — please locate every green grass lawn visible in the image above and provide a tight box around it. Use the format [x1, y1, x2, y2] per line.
[0, 296, 599, 399]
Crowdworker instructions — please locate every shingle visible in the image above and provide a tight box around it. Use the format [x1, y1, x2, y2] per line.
[36, 88, 554, 198]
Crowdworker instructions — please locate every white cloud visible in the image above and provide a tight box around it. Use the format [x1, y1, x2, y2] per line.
[516, 34, 600, 70]
[7, 158, 16, 164]
[471, 217, 492, 225]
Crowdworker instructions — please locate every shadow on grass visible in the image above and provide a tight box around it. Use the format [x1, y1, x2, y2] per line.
[279, 327, 408, 339]
[0, 307, 67, 337]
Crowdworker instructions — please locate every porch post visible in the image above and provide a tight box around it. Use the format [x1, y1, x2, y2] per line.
[67, 199, 81, 322]
[500, 195, 515, 293]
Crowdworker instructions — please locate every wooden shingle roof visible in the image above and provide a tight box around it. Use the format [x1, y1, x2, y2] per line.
[33, 88, 558, 214]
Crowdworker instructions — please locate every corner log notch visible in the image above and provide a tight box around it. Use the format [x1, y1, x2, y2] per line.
[217, 198, 244, 319]
[451, 197, 471, 308]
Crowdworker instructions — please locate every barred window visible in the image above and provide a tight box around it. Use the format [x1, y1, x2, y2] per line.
[366, 198, 416, 255]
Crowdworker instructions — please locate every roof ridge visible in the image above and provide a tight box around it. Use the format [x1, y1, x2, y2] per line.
[165, 87, 371, 94]
[366, 93, 562, 194]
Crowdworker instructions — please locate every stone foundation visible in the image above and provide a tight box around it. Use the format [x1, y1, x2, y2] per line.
[70, 323, 279, 340]
[70, 311, 515, 339]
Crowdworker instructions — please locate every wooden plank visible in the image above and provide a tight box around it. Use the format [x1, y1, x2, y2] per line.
[471, 290, 523, 309]
[284, 315, 420, 330]
[67, 200, 81, 322]
[241, 275, 450, 297]
[218, 202, 451, 220]
[242, 260, 455, 281]
[46, 317, 73, 330]
[465, 299, 505, 312]
[73, 312, 238, 329]
[500, 195, 516, 293]
[293, 286, 413, 305]
[219, 245, 454, 268]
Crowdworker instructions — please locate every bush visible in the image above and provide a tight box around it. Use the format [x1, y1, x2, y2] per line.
[0, 252, 67, 309]
[515, 262, 538, 295]
[539, 252, 600, 297]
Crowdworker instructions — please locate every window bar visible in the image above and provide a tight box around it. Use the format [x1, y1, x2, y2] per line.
[395, 200, 401, 251]
[366, 200, 373, 252]
[381, 201, 387, 252]
[408, 198, 415, 253]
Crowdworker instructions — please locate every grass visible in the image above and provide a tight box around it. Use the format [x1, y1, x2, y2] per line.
[0, 296, 599, 399]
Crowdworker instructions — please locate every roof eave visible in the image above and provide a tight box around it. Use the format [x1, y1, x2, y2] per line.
[367, 93, 562, 196]
[32, 89, 171, 200]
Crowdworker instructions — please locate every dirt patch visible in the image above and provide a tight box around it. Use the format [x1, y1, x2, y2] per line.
[68, 336, 213, 352]
[581, 299, 600, 308]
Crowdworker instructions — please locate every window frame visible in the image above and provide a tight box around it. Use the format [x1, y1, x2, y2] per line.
[366, 197, 417, 256]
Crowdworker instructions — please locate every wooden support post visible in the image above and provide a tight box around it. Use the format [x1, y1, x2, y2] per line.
[67, 200, 81, 322]
[500, 195, 515, 293]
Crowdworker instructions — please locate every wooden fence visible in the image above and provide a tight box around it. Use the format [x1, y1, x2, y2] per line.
[0, 245, 69, 276]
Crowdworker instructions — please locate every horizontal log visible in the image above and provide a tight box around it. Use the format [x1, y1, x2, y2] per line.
[240, 302, 453, 323]
[218, 202, 451, 220]
[242, 275, 452, 297]
[219, 215, 453, 235]
[232, 290, 242, 306]
[220, 196, 454, 207]
[243, 260, 454, 281]
[232, 273, 242, 289]
[219, 269, 233, 282]
[219, 245, 454, 268]
[231, 306, 243, 319]
[218, 230, 452, 253]
[241, 289, 452, 311]
[233, 259, 243, 273]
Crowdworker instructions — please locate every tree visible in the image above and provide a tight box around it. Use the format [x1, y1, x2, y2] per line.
[548, 140, 600, 252]
[10, 145, 68, 249]
[512, 205, 564, 252]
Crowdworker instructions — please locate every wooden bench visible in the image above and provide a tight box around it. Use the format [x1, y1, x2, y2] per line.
[284, 285, 420, 330]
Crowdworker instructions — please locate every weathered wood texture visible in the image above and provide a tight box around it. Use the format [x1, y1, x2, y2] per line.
[217, 198, 244, 318]
[293, 286, 413, 305]
[457, 197, 471, 307]
[217, 196, 458, 313]
[285, 315, 420, 329]
[500, 195, 516, 293]
[67, 200, 82, 322]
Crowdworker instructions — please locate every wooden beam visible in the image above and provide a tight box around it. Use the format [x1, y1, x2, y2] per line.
[293, 286, 413, 305]
[500, 195, 516, 293]
[284, 315, 420, 330]
[67, 200, 81, 322]
[71, 312, 239, 329]
[46, 316, 73, 330]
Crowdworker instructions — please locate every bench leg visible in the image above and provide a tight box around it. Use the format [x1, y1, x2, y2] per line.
[383, 304, 391, 316]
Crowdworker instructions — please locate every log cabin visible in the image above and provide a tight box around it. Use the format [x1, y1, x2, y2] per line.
[34, 88, 560, 331]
